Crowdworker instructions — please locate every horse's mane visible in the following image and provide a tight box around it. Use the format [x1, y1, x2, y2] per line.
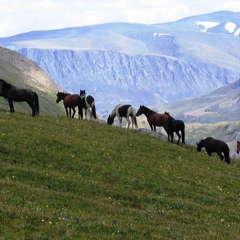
[141, 105, 157, 114]
[58, 91, 70, 96]
[164, 112, 175, 120]
[110, 103, 122, 117]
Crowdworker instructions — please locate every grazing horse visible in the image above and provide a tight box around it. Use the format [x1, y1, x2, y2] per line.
[56, 91, 82, 118]
[79, 89, 97, 120]
[107, 104, 138, 129]
[196, 137, 230, 164]
[136, 105, 173, 142]
[0, 79, 39, 117]
[164, 112, 185, 145]
[237, 141, 240, 154]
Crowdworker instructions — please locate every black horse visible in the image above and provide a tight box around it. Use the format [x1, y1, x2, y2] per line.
[164, 112, 185, 145]
[79, 89, 97, 120]
[196, 137, 230, 164]
[0, 79, 39, 117]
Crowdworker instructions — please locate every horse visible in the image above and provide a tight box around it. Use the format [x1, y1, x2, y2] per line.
[107, 104, 138, 129]
[237, 140, 240, 154]
[136, 105, 173, 142]
[0, 79, 39, 117]
[56, 91, 82, 119]
[196, 137, 230, 164]
[79, 89, 97, 120]
[164, 112, 185, 145]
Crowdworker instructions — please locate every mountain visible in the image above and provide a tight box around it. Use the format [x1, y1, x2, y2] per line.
[0, 11, 239, 116]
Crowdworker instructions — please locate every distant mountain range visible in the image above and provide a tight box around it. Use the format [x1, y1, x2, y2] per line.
[0, 11, 239, 116]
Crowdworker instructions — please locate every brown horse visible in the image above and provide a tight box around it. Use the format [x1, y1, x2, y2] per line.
[56, 91, 82, 118]
[136, 105, 173, 142]
[237, 140, 240, 154]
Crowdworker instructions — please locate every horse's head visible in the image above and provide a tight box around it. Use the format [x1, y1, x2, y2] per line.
[56, 91, 65, 103]
[0, 79, 10, 96]
[196, 140, 204, 152]
[107, 115, 114, 125]
[136, 105, 144, 116]
[237, 140, 240, 154]
[80, 89, 86, 98]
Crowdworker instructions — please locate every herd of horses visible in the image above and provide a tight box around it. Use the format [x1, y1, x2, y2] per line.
[0, 79, 239, 164]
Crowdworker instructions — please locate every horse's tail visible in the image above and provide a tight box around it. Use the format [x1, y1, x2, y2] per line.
[92, 101, 97, 119]
[34, 92, 39, 116]
[224, 146, 230, 164]
[168, 117, 174, 142]
[181, 123, 185, 144]
[133, 116, 138, 128]
[131, 107, 138, 128]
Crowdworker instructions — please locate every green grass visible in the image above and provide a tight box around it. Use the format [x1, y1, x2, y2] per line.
[0, 112, 240, 239]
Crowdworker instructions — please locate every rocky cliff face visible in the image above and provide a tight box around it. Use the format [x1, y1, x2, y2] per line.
[18, 47, 238, 115]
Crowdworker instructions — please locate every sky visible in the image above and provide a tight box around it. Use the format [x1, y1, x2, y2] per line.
[0, 0, 240, 37]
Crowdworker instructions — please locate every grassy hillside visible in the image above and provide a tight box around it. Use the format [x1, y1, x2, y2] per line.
[0, 112, 240, 239]
[0, 46, 65, 116]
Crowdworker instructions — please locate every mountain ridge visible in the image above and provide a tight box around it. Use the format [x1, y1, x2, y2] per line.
[0, 11, 239, 116]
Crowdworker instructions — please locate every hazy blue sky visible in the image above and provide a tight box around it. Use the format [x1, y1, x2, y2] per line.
[0, 0, 239, 37]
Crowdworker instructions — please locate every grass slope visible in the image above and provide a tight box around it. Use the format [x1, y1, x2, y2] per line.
[0, 112, 240, 239]
[0, 46, 64, 116]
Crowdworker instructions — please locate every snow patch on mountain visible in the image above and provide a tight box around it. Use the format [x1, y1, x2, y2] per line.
[195, 21, 220, 32]
[225, 22, 236, 33]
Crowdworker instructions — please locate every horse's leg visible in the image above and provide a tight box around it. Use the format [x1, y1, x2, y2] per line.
[89, 107, 92, 120]
[131, 116, 134, 129]
[65, 107, 69, 117]
[119, 117, 122, 128]
[149, 124, 156, 131]
[127, 117, 131, 129]
[72, 108, 76, 118]
[176, 131, 181, 144]
[181, 126, 185, 145]
[133, 117, 138, 129]
[206, 150, 212, 157]
[217, 152, 224, 161]
[27, 101, 35, 117]
[8, 100, 15, 113]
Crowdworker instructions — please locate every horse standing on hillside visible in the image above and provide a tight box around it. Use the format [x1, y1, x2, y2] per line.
[164, 112, 185, 145]
[237, 140, 240, 154]
[79, 89, 97, 120]
[0, 79, 39, 117]
[107, 104, 138, 129]
[196, 137, 230, 164]
[136, 105, 173, 142]
[56, 91, 82, 118]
